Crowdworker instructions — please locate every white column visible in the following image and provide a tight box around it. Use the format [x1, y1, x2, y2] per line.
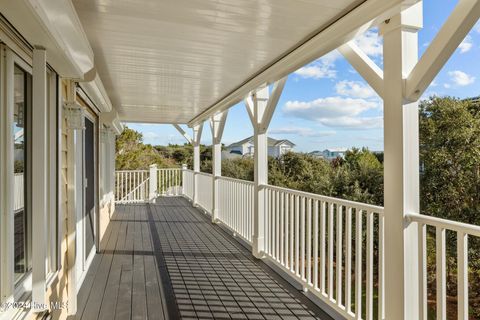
[149, 164, 158, 202]
[31, 46, 48, 311]
[192, 124, 203, 207]
[64, 80, 85, 316]
[181, 164, 188, 196]
[252, 87, 269, 258]
[246, 78, 286, 259]
[210, 111, 228, 223]
[380, 4, 422, 319]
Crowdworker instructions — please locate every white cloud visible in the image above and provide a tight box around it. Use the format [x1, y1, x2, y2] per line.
[283, 97, 381, 129]
[143, 131, 160, 139]
[335, 80, 376, 99]
[270, 127, 336, 137]
[294, 50, 341, 79]
[448, 70, 475, 86]
[354, 29, 383, 57]
[458, 35, 473, 53]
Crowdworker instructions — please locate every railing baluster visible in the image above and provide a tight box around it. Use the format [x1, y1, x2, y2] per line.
[366, 211, 374, 320]
[436, 227, 446, 320]
[307, 198, 312, 285]
[457, 231, 468, 320]
[418, 222, 427, 320]
[280, 191, 284, 265]
[355, 209, 362, 320]
[320, 201, 326, 294]
[313, 200, 319, 291]
[336, 205, 343, 307]
[345, 207, 352, 314]
[276, 190, 280, 261]
[301, 196, 306, 280]
[290, 194, 295, 273]
[295, 195, 300, 276]
[328, 202, 334, 299]
[379, 213, 385, 320]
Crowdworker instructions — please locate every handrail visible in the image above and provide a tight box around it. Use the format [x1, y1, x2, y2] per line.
[217, 175, 254, 185]
[406, 213, 480, 237]
[195, 171, 213, 177]
[261, 184, 384, 214]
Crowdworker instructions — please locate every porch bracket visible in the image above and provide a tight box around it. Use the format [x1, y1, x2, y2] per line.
[339, 41, 384, 98]
[173, 124, 193, 144]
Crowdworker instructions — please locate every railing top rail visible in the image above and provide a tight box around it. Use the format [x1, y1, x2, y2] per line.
[115, 169, 149, 173]
[157, 167, 182, 170]
[183, 169, 194, 173]
[406, 213, 480, 237]
[217, 175, 254, 186]
[261, 184, 384, 213]
[195, 172, 213, 177]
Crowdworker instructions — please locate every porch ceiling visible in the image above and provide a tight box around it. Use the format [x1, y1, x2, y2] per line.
[72, 0, 409, 125]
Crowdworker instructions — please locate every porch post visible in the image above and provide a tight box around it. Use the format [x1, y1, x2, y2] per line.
[380, 4, 422, 319]
[149, 164, 158, 201]
[246, 77, 286, 258]
[210, 111, 228, 223]
[192, 124, 203, 207]
[64, 80, 85, 316]
[31, 46, 48, 311]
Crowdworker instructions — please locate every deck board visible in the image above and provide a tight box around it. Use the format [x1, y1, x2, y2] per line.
[76, 197, 332, 320]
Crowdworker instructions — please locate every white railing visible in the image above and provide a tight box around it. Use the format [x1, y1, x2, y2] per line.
[183, 169, 194, 200]
[115, 170, 149, 203]
[262, 184, 385, 320]
[196, 172, 213, 213]
[157, 168, 182, 196]
[218, 176, 254, 242]
[406, 213, 480, 320]
[14, 173, 24, 212]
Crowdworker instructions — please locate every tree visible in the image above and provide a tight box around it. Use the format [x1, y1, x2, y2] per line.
[115, 127, 177, 170]
[419, 97, 480, 225]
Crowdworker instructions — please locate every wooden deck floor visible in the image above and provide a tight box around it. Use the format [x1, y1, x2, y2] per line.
[75, 197, 332, 320]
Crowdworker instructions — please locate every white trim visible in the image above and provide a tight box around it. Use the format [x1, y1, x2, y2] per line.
[31, 46, 48, 311]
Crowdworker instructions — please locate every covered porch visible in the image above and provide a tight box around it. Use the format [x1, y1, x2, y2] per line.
[75, 197, 330, 320]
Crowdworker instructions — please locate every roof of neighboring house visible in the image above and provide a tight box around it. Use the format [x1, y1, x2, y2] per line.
[226, 136, 295, 148]
[323, 148, 347, 153]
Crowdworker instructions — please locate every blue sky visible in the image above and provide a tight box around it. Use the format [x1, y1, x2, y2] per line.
[127, 0, 480, 152]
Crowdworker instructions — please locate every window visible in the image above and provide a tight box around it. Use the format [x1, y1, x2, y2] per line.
[13, 64, 32, 284]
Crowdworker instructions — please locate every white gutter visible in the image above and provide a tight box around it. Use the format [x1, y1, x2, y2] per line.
[100, 110, 124, 135]
[0, 0, 94, 78]
[79, 74, 113, 113]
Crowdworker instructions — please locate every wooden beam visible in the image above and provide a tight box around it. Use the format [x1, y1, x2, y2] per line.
[406, 0, 480, 101]
[209, 110, 228, 145]
[172, 124, 192, 144]
[339, 42, 384, 97]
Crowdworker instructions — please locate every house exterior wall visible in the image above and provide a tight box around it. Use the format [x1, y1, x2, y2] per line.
[0, 22, 118, 319]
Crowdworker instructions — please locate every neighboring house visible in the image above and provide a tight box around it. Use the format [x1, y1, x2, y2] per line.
[310, 148, 347, 161]
[225, 136, 295, 158]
